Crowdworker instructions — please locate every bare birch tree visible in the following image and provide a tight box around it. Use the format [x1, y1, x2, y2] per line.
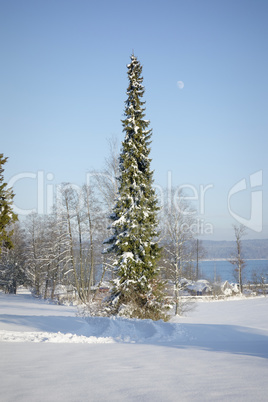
[24, 213, 46, 296]
[92, 137, 120, 212]
[41, 213, 71, 299]
[230, 224, 247, 293]
[58, 183, 103, 303]
[161, 188, 196, 315]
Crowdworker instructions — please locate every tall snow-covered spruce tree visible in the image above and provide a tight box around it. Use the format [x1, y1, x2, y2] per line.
[104, 54, 168, 321]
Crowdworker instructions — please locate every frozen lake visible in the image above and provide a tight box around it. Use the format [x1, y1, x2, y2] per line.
[199, 259, 268, 283]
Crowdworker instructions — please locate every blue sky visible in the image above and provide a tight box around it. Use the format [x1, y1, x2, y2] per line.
[1, 0, 268, 240]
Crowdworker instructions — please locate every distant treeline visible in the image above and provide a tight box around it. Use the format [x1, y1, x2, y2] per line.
[202, 239, 268, 260]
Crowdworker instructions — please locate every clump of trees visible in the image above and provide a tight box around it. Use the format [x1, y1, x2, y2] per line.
[0, 178, 108, 299]
[1, 55, 206, 317]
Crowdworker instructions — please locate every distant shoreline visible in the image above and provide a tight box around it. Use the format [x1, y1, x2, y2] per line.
[201, 239, 268, 260]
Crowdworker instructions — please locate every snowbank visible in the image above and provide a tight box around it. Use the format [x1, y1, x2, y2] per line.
[0, 289, 184, 344]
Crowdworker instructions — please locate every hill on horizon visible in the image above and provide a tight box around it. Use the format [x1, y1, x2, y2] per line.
[201, 239, 268, 260]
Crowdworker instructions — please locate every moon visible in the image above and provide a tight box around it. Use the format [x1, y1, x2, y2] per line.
[177, 81, 184, 89]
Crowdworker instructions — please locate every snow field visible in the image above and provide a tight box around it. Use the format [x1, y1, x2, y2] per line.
[1, 289, 268, 401]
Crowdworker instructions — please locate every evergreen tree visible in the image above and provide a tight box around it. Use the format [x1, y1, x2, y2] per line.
[105, 55, 168, 320]
[0, 154, 18, 253]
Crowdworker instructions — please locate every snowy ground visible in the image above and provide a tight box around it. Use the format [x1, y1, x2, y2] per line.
[1, 289, 268, 401]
